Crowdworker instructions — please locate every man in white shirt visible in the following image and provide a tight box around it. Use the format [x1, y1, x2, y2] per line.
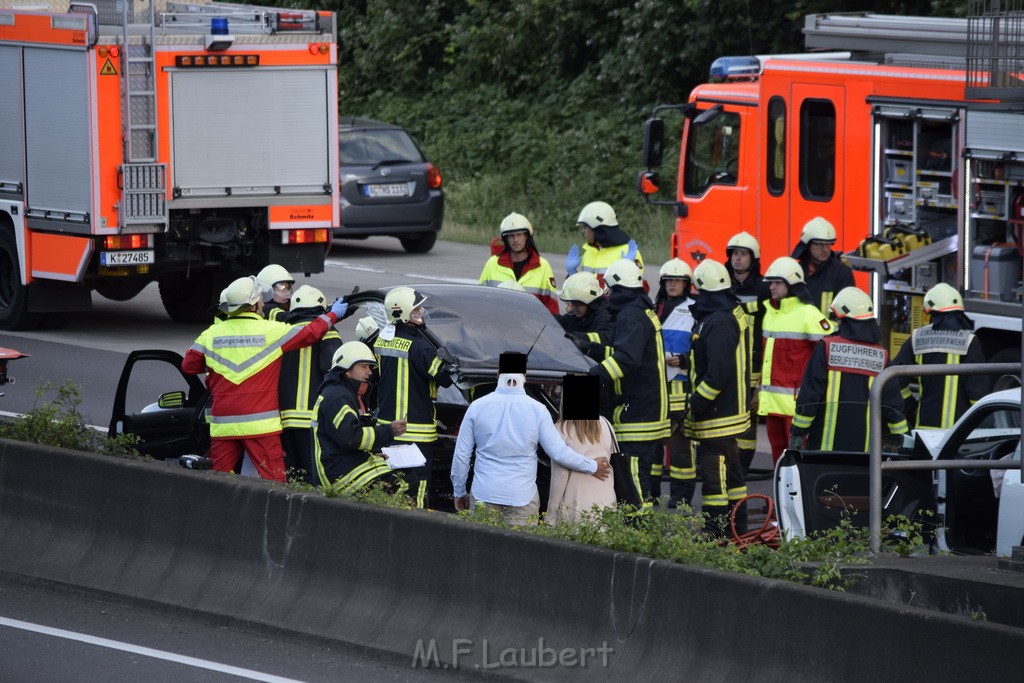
[451, 352, 611, 525]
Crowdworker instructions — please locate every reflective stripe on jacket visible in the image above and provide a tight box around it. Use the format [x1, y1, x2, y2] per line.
[374, 324, 453, 443]
[758, 297, 832, 418]
[687, 305, 750, 440]
[479, 249, 559, 314]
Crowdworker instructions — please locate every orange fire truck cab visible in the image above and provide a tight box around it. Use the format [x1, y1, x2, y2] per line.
[0, 0, 338, 328]
[640, 13, 1023, 363]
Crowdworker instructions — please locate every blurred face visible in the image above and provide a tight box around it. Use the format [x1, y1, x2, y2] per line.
[570, 301, 589, 318]
[580, 225, 596, 245]
[409, 306, 424, 325]
[346, 362, 375, 382]
[506, 231, 528, 254]
[272, 281, 293, 304]
[769, 280, 789, 301]
[663, 278, 688, 298]
[729, 248, 753, 275]
[808, 241, 833, 265]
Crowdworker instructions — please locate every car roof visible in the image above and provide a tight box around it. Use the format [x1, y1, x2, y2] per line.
[973, 387, 1022, 408]
[338, 117, 404, 132]
[351, 284, 594, 378]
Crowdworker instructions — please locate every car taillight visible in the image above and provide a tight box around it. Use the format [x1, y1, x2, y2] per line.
[426, 163, 443, 189]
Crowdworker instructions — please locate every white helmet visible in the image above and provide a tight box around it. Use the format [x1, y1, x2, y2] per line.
[384, 286, 428, 324]
[577, 201, 618, 228]
[496, 280, 527, 292]
[831, 287, 874, 320]
[604, 259, 644, 289]
[500, 212, 534, 236]
[355, 316, 379, 341]
[726, 231, 761, 259]
[219, 276, 262, 314]
[764, 256, 805, 285]
[693, 259, 731, 292]
[559, 272, 604, 303]
[332, 341, 377, 370]
[256, 263, 294, 288]
[659, 258, 693, 281]
[290, 285, 326, 311]
[800, 217, 837, 245]
[923, 282, 964, 313]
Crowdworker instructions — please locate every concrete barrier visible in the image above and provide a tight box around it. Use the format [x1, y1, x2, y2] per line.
[1, 438, 1023, 679]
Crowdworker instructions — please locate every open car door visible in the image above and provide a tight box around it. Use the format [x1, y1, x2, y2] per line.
[108, 350, 209, 461]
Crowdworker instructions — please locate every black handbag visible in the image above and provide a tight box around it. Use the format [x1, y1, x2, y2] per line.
[606, 422, 644, 508]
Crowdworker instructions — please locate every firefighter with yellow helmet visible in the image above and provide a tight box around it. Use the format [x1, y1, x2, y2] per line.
[558, 271, 612, 345]
[311, 341, 408, 492]
[256, 263, 296, 321]
[373, 286, 456, 507]
[889, 283, 987, 429]
[791, 217, 855, 316]
[479, 212, 559, 314]
[687, 259, 750, 532]
[566, 201, 645, 289]
[791, 287, 908, 451]
[182, 276, 348, 481]
[758, 256, 833, 463]
[277, 285, 343, 481]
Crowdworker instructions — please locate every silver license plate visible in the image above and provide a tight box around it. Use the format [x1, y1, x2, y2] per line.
[364, 183, 409, 198]
[100, 250, 155, 266]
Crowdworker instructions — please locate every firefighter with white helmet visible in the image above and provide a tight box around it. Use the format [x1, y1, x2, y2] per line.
[654, 258, 698, 507]
[355, 316, 379, 342]
[374, 286, 456, 507]
[558, 271, 612, 347]
[791, 216, 855, 316]
[758, 256, 833, 463]
[725, 230, 770, 475]
[277, 284, 342, 481]
[256, 263, 296, 321]
[686, 259, 750, 532]
[791, 287, 908, 451]
[889, 282, 987, 429]
[566, 201, 645, 290]
[584, 258, 669, 506]
[182, 276, 349, 481]
[479, 212, 559, 314]
[311, 341, 408, 491]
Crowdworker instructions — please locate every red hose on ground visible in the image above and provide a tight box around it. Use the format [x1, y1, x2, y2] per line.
[729, 494, 781, 550]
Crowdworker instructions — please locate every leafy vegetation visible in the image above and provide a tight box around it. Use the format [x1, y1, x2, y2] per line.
[270, 0, 964, 262]
[0, 381, 141, 458]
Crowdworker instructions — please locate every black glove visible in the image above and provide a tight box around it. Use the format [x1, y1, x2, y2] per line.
[436, 346, 458, 368]
[788, 432, 805, 450]
[565, 332, 592, 353]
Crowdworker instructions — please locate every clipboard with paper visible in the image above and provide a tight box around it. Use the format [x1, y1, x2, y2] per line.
[382, 443, 427, 469]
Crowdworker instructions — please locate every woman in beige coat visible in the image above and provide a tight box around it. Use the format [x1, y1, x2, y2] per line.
[547, 375, 616, 524]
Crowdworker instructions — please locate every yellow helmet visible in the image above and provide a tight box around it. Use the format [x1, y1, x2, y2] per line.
[290, 285, 326, 311]
[726, 231, 761, 259]
[577, 201, 618, 228]
[800, 217, 837, 245]
[384, 286, 428, 324]
[604, 259, 644, 289]
[559, 272, 604, 303]
[256, 263, 294, 287]
[500, 212, 534, 236]
[355, 316, 379, 341]
[659, 258, 693, 281]
[923, 282, 964, 313]
[219, 276, 262, 314]
[693, 259, 731, 292]
[764, 256, 805, 285]
[831, 287, 874, 320]
[332, 341, 377, 370]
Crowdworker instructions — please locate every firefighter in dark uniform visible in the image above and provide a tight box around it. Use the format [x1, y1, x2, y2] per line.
[790, 287, 909, 451]
[278, 285, 342, 481]
[585, 259, 670, 506]
[374, 286, 455, 508]
[726, 231, 769, 474]
[791, 217, 855, 317]
[687, 259, 750, 534]
[311, 341, 408, 492]
[557, 271, 613, 344]
[889, 283, 987, 429]
[257, 263, 296, 322]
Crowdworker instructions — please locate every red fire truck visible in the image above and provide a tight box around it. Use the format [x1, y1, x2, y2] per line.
[639, 11, 1023, 362]
[0, 0, 338, 328]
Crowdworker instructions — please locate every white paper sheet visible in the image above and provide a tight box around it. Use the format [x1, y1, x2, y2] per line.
[382, 443, 427, 469]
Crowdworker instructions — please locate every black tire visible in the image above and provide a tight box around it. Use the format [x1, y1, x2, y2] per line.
[400, 233, 437, 254]
[0, 226, 41, 330]
[158, 273, 217, 324]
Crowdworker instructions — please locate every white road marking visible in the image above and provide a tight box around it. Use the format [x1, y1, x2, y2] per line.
[324, 260, 386, 273]
[0, 616, 306, 683]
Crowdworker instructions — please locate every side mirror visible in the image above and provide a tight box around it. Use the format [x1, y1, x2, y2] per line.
[642, 117, 665, 168]
[157, 390, 186, 409]
[636, 170, 661, 195]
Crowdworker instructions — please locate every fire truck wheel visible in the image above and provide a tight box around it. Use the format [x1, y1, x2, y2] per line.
[158, 273, 217, 325]
[0, 227, 42, 331]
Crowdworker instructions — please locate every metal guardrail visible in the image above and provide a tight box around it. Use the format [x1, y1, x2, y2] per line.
[868, 362, 1022, 553]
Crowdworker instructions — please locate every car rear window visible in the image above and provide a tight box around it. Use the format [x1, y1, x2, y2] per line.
[340, 129, 424, 166]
